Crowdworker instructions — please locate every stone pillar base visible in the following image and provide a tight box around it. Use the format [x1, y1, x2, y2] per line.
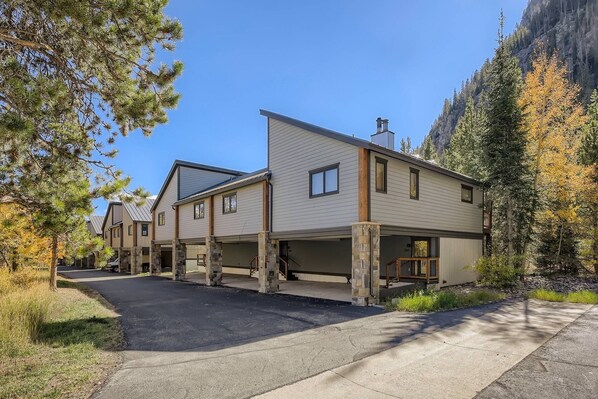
[351, 222, 381, 306]
[150, 242, 162, 275]
[205, 236, 222, 286]
[130, 247, 142, 275]
[172, 239, 186, 281]
[258, 231, 279, 294]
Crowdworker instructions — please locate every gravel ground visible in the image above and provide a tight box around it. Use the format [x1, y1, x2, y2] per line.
[447, 274, 598, 299]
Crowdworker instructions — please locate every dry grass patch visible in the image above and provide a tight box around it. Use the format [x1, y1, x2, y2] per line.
[0, 270, 122, 399]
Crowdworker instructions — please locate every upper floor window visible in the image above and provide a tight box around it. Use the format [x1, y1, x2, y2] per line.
[223, 193, 237, 214]
[141, 224, 149, 236]
[128, 225, 132, 236]
[461, 185, 473, 204]
[309, 164, 339, 198]
[158, 212, 165, 226]
[375, 157, 387, 193]
[410, 168, 419, 200]
[194, 201, 205, 219]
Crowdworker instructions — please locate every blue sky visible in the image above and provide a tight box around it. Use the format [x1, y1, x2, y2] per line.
[96, 0, 528, 215]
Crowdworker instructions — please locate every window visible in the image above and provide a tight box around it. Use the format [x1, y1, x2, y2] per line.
[223, 193, 237, 214]
[141, 224, 148, 236]
[193, 201, 205, 219]
[116, 227, 120, 238]
[158, 212, 165, 226]
[410, 168, 419, 200]
[128, 224, 132, 236]
[461, 185, 473, 204]
[375, 157, 387, 193]
[309, 164, 339, 198]
[412, 239, 430, 257]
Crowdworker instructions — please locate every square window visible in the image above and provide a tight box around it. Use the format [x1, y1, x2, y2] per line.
[410, 168, 419, 200]
[375, 158, 387, 193]
[194, 201, 205, 219]
[309, 164, 339, 198]
[461, 185, 473, 203]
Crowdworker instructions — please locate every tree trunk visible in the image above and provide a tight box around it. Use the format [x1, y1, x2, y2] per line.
[506, 196, 514, 258]
[10, 248, 18, 272]
[49, 235, 58, 291]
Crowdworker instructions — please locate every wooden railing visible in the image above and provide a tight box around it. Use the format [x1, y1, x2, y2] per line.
[248, 255, 258, 277]
[385, 257, 440, 288]
[278, 256, 288, 280]
[196, 254, 207, 267]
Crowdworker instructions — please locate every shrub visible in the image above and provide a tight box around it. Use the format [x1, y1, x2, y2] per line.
[529, 289, 598, 304]
[394, 289, 504, 312]
[471, 255, 523, 288]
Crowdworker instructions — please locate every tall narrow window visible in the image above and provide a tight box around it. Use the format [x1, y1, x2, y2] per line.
[158, 212, 165, 226]
[309, 164, 339, 198]
[141, 224, 149, 236]
[375, 157, 387, 193]
[193, 201, 205, 219]
[461, 185, 473, 204]
[223, 193, 237, 214]
[128, 224, 132, 236]
[410, 168, 419, 200]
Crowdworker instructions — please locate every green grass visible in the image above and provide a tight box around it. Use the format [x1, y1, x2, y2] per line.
[393, 289, 505, 313]
[0, 273, 122, 399]
[529, 289, 598, 304]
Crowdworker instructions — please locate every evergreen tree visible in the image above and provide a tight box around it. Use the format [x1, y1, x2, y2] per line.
[580, 90, 598, 274]
[444, 97, 486, 179]
[420, 135, 438, 162]
[481, 13, 533, 264]
[400, 137, 413, 154]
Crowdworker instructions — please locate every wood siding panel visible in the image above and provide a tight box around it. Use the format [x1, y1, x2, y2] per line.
[268, 119, 359, 232]
[214, 183, 263, 237]
[154, 169, 177, 241]
[370, 154, 483, 234]
[112, 205, 123, 224]
[178, 166, 239, 199]
[179, 200, 210, 239]
[439, 237, 482, 286]
[122, 209, 134, 248]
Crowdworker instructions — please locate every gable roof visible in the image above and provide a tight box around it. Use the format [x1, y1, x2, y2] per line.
[101, 202, 121, 232]
[260, 109, 480, 186]
[123, 198, 154, 222]
[87, 215, 104, 235]
[174, 169, 270, 206]
[152, 160, 245, 211]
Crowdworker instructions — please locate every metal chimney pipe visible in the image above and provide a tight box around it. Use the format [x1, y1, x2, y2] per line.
[382, 119, 389, 132]
[376, 117, 383, 133]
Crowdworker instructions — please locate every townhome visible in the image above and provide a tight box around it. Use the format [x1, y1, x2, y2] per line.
[84, 215, 104, 268]
[150, 160, 245, 274]
[150, 110, 489, 306]
[101, 199, 155, 274]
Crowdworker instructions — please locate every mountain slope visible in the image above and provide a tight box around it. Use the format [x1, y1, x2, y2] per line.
[429, 0, 598, 152]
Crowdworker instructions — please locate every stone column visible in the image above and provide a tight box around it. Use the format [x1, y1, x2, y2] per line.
[258, 231, 279, 294]
[172, 239, 186, 281]
[120, 249, 130, 274]
[205, 236, 223, 286]
[351, 222, 381, 306]
[150, 242, 162, 275]
[130, 246, 142, 275]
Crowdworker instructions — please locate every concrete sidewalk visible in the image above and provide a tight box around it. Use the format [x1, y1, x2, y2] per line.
[256, 300, 591, 399]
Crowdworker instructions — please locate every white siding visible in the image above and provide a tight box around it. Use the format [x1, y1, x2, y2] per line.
[214, 183, 263, 237]
[269, 119, 359, 232]
[154, 169, 177, 242]
[370, 154, 483, 234]
[439, 238, 482, 286]
[179, 200, 210, 239]
[178, 166, 238, 199]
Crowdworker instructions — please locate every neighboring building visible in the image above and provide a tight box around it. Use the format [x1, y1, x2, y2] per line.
[150, 111, 489, 306]
[84, 215, 104, 268]
[102, 199, 155, 274]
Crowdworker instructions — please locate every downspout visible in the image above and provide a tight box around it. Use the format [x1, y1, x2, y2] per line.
[268, 180, 273, 233]
[369, 227, 374, 299]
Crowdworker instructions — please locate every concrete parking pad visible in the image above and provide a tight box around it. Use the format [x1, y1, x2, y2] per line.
[256, 300, 591, 399]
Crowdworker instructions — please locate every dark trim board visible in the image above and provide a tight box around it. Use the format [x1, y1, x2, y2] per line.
[215, 234, 259, 243]
[271, 227, 353, 240]
[179, 238, 207, 245]
[381, 225, 484, 240]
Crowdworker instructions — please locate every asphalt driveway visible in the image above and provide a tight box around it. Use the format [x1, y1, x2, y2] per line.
[59, 267, 594, 399]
